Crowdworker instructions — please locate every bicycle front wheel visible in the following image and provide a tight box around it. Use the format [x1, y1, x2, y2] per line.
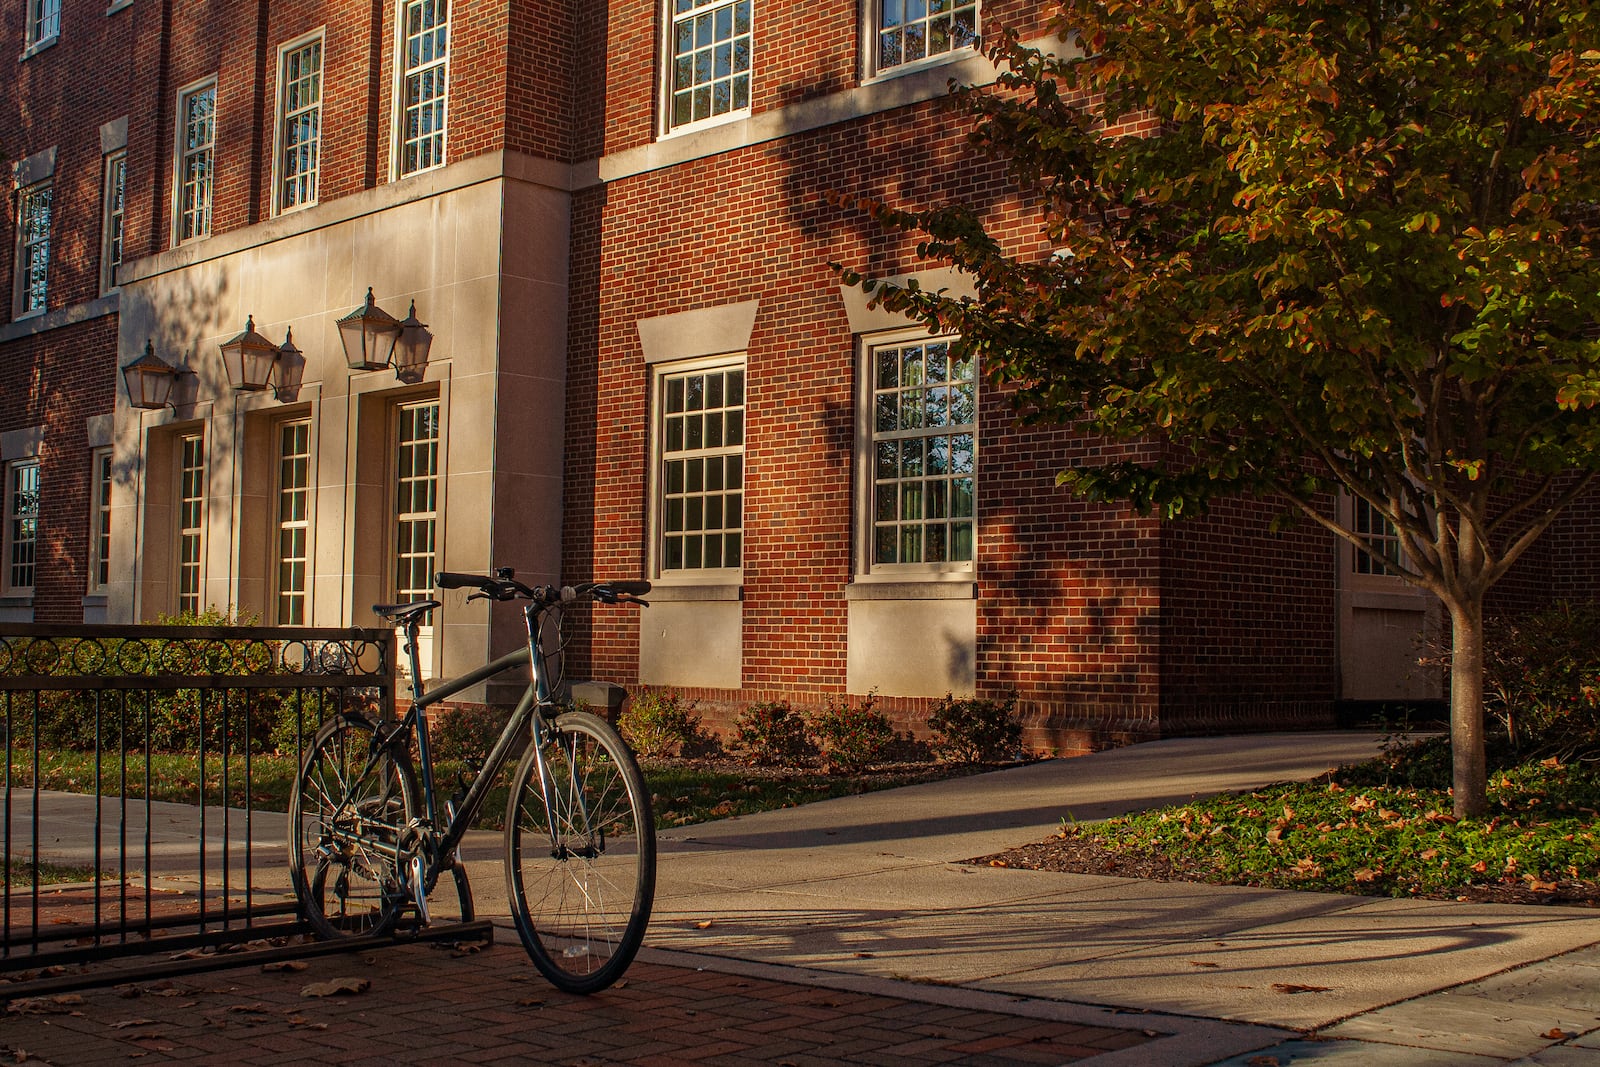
[505, 710, 656, 993]
[288, 712, 418, 939]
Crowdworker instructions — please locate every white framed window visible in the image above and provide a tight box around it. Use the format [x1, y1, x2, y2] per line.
[275, 420, 312, 624]
[393, 400, 440, 610]
[176, 433, 206, 615]
[664, 0, 752, 133]
[275, 34, 323, 213]
[24, 0, 61, 52]
[395, 0, 449, 177]
[100, 150, 127, 292]
[1351, 496, 1404, 577]
[650, 358, 745, 576]
[4, 461, 40, 596]
[88, 448, 112, 594]
[866, 0, 978, 79]
[13, 181, 52, 317]
[174, 80, 216, 244]
[859, 334, 976, 573]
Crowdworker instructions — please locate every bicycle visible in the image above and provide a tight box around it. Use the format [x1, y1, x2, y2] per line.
[286, 568, 656, 994]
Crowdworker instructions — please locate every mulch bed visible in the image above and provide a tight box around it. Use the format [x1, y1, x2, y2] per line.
[973, 833, 1600, 907]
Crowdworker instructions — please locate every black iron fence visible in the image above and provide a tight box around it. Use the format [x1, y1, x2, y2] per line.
[1, 622, 396, 978]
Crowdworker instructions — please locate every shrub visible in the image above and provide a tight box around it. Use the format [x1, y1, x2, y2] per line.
[732, 700, 817, 766]
[618, 690, 710, 758]
[809, 693, 898, 771]
[428, 704, 503, 764]
[928, 692, 1023, 763]
[1479, 602, 1600, 762]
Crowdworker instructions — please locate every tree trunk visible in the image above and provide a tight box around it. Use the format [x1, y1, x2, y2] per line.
[1447, 597, 1489, 818]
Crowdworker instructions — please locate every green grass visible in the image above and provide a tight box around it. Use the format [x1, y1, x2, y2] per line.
[6, 856, 100, 886]
[6, 747, 968, 832]
[1079, 738, 1600, 898]
[6, 748, 302, 810]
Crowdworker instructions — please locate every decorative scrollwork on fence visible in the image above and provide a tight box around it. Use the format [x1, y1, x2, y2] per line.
[0, 626, 391, 685]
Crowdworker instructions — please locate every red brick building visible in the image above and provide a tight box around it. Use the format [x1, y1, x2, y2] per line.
[7, 0, 1521, 751]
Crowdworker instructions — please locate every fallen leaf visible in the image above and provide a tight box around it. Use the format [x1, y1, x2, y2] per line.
[1265, 827, 1284, 845]
[1188, 961, 1220, 968]
[109, 1018, 157, 1029]
[1543, 1028, 1574, 1040]
[261, 961, 309, 973]
[1354, 868, 1377, 883]
[1272, 983, 1331, 995]
[1289, 857, 1323, 879]
[7, 994, 86, 1015]
[989, 859, 1009, 867]
[300, 977, 370, 998]
[694, 920, 714, 930]
[1470, 860, 1489, 874]
[1247, 1057, 1281, 1067]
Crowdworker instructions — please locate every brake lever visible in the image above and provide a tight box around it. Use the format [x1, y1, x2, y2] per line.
[616, 595, 650, 608]
[466, 592, 489, 604]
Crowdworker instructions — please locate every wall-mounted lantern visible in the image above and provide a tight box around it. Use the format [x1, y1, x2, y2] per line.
[121, 340, 184, 410]
[337, 288, 432, 383]
[336, 287, 402, 372]
[391, 301, 433, 384]
[219, 315, 280, 392]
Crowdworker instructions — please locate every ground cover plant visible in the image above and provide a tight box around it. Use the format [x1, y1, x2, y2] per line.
[6, 744, 995, 833]
[984, 735, 1600, 906]
[8, 686, 1028, 839]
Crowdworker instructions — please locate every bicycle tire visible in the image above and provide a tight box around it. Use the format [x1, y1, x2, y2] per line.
[288, 712, 418, 939]
[504, 710, 656, 993]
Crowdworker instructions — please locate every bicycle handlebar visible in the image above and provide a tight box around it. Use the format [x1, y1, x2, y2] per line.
[434, 570, 651, 607]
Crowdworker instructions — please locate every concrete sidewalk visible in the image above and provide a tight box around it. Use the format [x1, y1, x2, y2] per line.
[8, 731, 1600, 1065]
[624, 732, 1600, 1065]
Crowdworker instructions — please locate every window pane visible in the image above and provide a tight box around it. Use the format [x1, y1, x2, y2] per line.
[399, 0, 449, 176]
[866, 339, 977, 568]
[658, 362, 744, 573]
[176, 436, 205, 613]
[394, 402, 440, 618]
[18, 183, 52, 313]
[877, 0, 976, 71]
[668, 0, 753, 129]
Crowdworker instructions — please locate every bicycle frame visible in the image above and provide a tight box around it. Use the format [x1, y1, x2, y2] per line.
[385, 600, 565, 879]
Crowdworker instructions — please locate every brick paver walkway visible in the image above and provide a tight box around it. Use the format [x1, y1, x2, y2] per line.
[2, 939, 1155, 1065]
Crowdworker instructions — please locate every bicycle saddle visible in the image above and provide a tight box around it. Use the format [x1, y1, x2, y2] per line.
[372, 599, 442, 624]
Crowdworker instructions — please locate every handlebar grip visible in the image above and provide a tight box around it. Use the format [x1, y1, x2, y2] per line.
[605, 580, 653, 596]
[436, 571, 485, 590]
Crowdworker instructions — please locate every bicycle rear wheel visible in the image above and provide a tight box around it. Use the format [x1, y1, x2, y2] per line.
[505, 710, 656, 993]
[288, 712, 418, 939]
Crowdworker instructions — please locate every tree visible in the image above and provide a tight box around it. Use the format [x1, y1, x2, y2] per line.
[841, 0, 1600, 817]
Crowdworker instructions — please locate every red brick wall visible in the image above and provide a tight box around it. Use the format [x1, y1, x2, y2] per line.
[558, 0, 1351, 749]
[0, 319, 118, 623]
[1158, 494, 1340, 734]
